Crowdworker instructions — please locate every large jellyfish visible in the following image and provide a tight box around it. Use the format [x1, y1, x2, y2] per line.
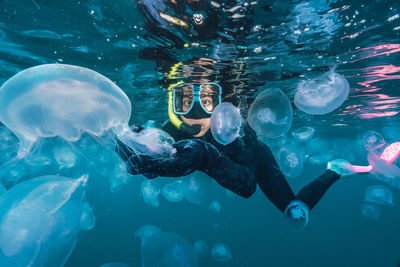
[0, 64, 173, 158]
[294, 68, 350, 115]
[247, 88, 293, 138]
[277, 145, 304, 178]
[0, 175, 94, 267]
[210, 243, 232, 262]
[362, 130, 385, 151]
[210, 102, 242, 145]
[141, 232, 198, 267]
[364, 185, 394, 206]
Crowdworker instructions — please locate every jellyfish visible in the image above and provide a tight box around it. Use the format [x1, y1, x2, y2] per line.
[0, 64, 173, 159]
[362, 130, 385, 151]
[210, 102, 242, 145]
[294, 68, 350, 115]
[0, 175, 93, 267]
[0, 126, 19, 164]
[162, 180, 185, 203]
[291, 126, 315, 142]
[210, 243, 232, 262]
[360, 202, 380, 219]
[53, 146, 79, 169]
[368, 149, 400, 182]
[283, 200, 309, 230]
[277, 145, 303, 178]
[208, 201, 221, 212]
[364, 185, 394, 206]
[141, 180, 161, 207]
[135, 224, 162, 242]
[141, 232, 198, 267]
[99, 263, 131, 267]
[247, 88, 293, 138]
[193, 240, 208, 259]
[182, 172, 212, 206]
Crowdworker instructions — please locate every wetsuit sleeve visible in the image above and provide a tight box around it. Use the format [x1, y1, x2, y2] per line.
[198, 140, 257, 198]
[256, 141, 340, 212]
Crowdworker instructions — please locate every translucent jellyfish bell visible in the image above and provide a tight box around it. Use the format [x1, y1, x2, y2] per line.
[162, 180, 185, 202]
[277, 145, 304, 178]
[0, 175, 92, 266]
[248, 88, 293, 138]
[135, 224, 162, 242]
[292, 126, 315, 142]
[283, 200, 310, 230]
[362, 130, 385, 151]
[294, 68, 350, 115]
[364, 185, 394, 206]
[210, 102, 242, 145]
[0, 64, 131, 155]
[141, 232, 198, 267]
[141, 180, 161, 207]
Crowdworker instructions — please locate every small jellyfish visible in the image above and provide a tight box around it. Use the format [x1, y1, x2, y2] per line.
[360, 202, 380, 219]
[248, 88, 293, 138]
[162, 181, 185, 203]
[364, 185, 394, 206]
[193, 240, 208, 259]
[211, 243, 232, 262]
[0, 162, 26, 185]
[291, 126, 315, 142]
[362, 130, 385, 151]
[110, 161, 132, 193]
[80, 201, 96, 231]
[99, 263, 131, 267]
[210, 102, 242, 145]
[277, 145, 303, 178]
[141, 180, 161, 207]
[208, 201, 221, 212]
[294, 67, 349, 115]
[183, 172, 212, 206]
[135, 224, 162, 242]
[283, 200, 310, 230]
[53, 146, 78, 169]
[141, 232, 198, 267]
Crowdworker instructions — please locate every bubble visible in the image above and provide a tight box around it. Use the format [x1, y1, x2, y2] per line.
[284, 200, 310, 230]
[362, 130, 385, 151]
[141, 232, 198, 267]
[294, 68, 350, 115]
[361, 202, 380, 219]
[277, 145, 303, 178]
[208, 201, 221, 212]
[364, 185, 394, 206]
[210, 103, 242, 145]
[193, 240, 208, 259]
[211, 243, 232, 262]
[141, 180, 161, 207]
[99, 263, 131, 267]
[291, 126, 315, 142]
[0, 175, 91, 267]
[248, 88, 293, 138]
[135, 224, 162, 242]
[162, 181, 185, 202]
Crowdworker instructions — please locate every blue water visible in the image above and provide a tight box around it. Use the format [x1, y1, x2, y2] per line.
[1, 0, 400, 266]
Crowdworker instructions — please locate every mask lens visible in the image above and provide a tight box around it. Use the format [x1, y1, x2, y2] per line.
[173, 84, 194, 114]
[200, 83, 221, 113]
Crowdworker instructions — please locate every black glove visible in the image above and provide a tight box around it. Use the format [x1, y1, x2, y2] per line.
[125, 139, 211, 178]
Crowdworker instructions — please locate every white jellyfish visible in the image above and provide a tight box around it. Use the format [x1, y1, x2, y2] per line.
[283, 200, 310, 230]
[364, 185, 394, 206]
[162, 180, 185, 202]
[277, 145, 304, 178]
[0, 64, 173, 159]
[182, 172, 212, 206]
[210, 102, 242, 145]
[135, 224, 162, 242]
[211, 243, 232, 262]
[362, 130, 385, 151]
[141, 180, 161, 207]
[360, 202, 380, 219]
[141, 232, 198, 267]
[193, 240, 208, 259]
[208, 201, 221, 212]
[0, 175, 93, 267]
[294, 68, 350, 115]
[291, 126, 315, 142]
[53, 146, 79, 169]
[247, 88, 293, 138]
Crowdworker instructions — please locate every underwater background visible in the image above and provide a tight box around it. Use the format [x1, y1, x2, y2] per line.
[0, 0, 400, 266]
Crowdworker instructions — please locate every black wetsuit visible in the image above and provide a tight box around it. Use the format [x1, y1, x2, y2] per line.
[160, 121, 340, 213]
